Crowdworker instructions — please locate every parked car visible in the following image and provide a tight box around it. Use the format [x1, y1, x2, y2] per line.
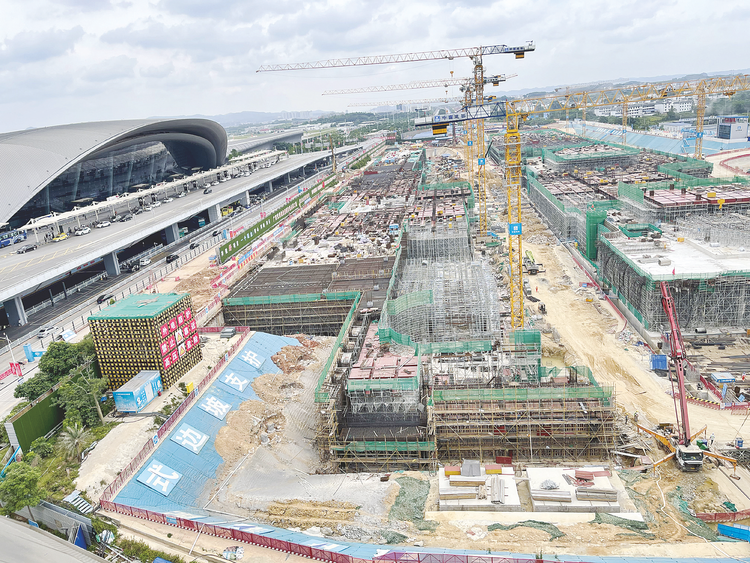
[97, 293, 114, 304]
[139, 257, 152, 266]
[177, 192, 187, 198]
[203, 188, 213, 195]
[212, 181, 219, 186]
[121, 214, 133, 222]
[163, 197, 173, 203]
[152, 201, 162, 208]
[166, 254, 179, 264]
[143, 205, 153, 211]
[75, 227, 91, 236]
[123, 261, 140, 272]
[16, 244, 37, 254]
[189, 241, 201, 250]
[52, 232, 69, 242]
[96, 221, 111, 228]
[37, 325, 58, 339]
[133, 208, 143, 215]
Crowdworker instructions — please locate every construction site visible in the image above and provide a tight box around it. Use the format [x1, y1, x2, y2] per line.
[67, 48, 750, 562]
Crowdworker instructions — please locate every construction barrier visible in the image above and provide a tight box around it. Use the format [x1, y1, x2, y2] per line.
[698, 509, 750, 523]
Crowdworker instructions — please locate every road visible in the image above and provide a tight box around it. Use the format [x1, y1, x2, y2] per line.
[0, 151, 343, 302]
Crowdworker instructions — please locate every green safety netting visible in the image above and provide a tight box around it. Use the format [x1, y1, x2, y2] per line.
[347, 376, 419, 392]
[224, 291, 359, 307]
[332, 441, 434, 452]
[618, 223, 662, 238]
[433, 384, 614, 402]
[315, 293, 361, 403]
[385, 290, 433, 316]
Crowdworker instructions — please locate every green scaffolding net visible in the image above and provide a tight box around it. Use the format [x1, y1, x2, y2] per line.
[385, 290, 433, 316]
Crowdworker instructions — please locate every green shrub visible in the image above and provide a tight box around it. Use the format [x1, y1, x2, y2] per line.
[118, 538, 187, 563]
[30, 437, 53, 458]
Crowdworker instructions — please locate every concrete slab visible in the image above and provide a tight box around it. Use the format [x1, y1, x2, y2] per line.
[526, 466, 621, 513]
[437, 468, 523, 512]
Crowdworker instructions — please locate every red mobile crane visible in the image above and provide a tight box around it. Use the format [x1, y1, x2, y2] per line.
[637, 282, 738, 471]
[659, 281, 704, 471]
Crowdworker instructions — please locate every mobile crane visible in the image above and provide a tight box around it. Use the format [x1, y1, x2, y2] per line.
[637, 281, 738, 472]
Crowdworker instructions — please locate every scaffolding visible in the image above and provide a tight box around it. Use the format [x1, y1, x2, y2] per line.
[427, 356, 616, 463]
[378, 219, 504, 346]
[677, 212, 750, 247]
[598, 232, 750, 329]
[222, 292, 358, 336]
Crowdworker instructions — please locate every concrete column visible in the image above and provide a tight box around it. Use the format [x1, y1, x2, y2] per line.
[4, 296, 28, 327]
[207, 204, 221, 223]
[103, 251, 121, 276]
[240, 191, 251, 207]
[164, 222, 180, 244]
[266, 180, 273, 193]
[286, 172, 291, 183]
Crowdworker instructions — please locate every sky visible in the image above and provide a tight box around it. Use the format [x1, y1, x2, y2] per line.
[1, 0, 750, 132]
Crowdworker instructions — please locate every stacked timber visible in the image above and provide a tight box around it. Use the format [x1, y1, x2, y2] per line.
[449, 475, 487, 487]
[530, 490, 572, 502]
[575, 487, 618, 502]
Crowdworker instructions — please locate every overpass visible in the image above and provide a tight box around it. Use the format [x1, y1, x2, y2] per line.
[228, 130, 304, 153]
[0, 143, 370, 326]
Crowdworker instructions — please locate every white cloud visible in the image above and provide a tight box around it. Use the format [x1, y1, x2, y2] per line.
[1, 0, 749, 131]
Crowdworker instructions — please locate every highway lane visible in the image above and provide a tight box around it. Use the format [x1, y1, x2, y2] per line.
[0, 149, 341, 303]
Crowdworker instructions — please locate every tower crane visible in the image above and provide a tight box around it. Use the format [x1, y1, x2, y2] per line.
[346, 97, 464, 107]
[415, 72, 750, 329]
[258, 42, 535, 239]
[322, 74, 515, 95]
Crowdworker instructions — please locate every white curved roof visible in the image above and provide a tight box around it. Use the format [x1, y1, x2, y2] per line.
[0, 118, 227, 225]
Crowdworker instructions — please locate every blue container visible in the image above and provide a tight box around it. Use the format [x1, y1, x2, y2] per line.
[650, 354, 668, 370]
[736, 437, 744, 448]
[113, 370, 163, 413]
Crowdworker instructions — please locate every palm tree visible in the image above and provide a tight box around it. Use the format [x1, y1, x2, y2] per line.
[59, 423, 93, 462]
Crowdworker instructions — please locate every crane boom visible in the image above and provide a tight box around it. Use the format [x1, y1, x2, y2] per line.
[256, 43, 535, 72]
[660, 281, 691, 445]
[323, 74, 515, 95]
[347, 97, 463, 107]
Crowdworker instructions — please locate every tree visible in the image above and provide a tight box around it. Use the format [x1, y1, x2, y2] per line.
[54, 357, 107, 427]
[29, 437, 53, 458]
[0, 462, 45, 521]
[15, 338, 100, 401]
[58, 423, 93, 462]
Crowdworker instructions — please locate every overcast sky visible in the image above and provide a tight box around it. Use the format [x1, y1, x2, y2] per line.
[1, 0, 749, 132]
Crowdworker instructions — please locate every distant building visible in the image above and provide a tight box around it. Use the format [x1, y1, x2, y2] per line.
[594, 97, 693, 119]
[717, 115, 749, 140]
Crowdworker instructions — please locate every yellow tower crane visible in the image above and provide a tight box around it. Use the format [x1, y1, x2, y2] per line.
[258, 43, 534, 233]
[416, 73, 750, 329]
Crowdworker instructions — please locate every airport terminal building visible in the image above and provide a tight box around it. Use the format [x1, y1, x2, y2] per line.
[0, 119, 227, 229]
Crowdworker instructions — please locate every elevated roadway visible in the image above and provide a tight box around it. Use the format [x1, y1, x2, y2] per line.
[0, 144, 367, 320]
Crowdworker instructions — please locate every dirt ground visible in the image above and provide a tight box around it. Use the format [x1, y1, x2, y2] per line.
[156, 250, 219, 311]
[706, 149, 750, 179]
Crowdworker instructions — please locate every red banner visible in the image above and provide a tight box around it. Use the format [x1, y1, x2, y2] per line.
[0, 363, 22, 382]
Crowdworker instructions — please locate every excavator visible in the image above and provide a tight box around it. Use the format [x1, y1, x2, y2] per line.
[636, 282, 738, 472]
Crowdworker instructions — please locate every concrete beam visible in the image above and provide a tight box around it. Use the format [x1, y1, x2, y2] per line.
[4, 296, 28, 327]
[164, 222, 180, 245]
[103, 251, 121, 277]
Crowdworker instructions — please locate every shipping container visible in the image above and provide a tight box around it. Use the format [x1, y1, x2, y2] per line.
[113, 370, 163, 413]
